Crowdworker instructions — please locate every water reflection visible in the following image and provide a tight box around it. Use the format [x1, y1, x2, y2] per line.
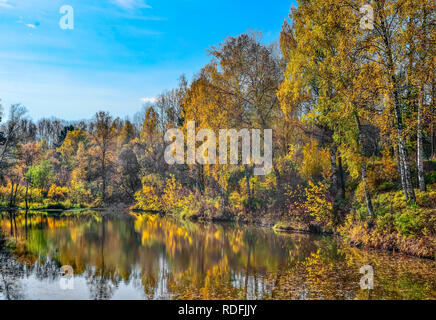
[0, 247, 26, 300]
[0, 211, 435, 300]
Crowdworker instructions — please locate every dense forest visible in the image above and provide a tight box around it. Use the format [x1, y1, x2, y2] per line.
[0, 0, 435, 258]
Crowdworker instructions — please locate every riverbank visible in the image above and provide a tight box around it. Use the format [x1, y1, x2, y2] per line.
[2, 185, 435, 260]
[131, 184, 436, 260]
[129, 207, 435, 260]
[2, 207, 434, 260]
[0, 202, 132, 214]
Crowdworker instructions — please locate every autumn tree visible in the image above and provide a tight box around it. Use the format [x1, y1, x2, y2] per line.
[26, 160, 54, 193]
[0, 104, 27, 176]
[16, 142, 41, 209]
[279, 1, 349, 220]
[89, 112, 118, 203]
[183, 33, 283, 204]
[348, 0, 424, 202]
[118, 147, 141, 201]
[57, 129, 89, 170]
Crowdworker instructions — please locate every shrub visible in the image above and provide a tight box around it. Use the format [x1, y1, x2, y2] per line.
[179, 194, 224, 220]
[301, 181, 334, 228]
[425, 171, 436, 184]
[134, 184, 162, 211]
[134, 174, 193, 213]
[26, 160, 54, 192]
[70, 180, 92, 206]
[161, 175, 192, 213]
[48, 184, 68, 202]
[394, 211, 425, 237]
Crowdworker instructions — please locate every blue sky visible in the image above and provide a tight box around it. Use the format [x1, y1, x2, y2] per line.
[0, 0, 294, 121]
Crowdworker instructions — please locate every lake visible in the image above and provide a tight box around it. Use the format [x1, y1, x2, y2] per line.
[0, 211, 435, 300]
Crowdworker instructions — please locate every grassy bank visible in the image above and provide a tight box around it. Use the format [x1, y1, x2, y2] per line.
[339, 186, 436, 259]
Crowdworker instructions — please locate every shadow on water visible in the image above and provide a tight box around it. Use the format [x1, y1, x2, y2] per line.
[0, 210, 435, 300]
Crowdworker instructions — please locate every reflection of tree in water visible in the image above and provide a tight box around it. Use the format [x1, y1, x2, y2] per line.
[243, 229, 257, 299]
[86, 268, 117, 300]
[1, 212, 434, 300]
[0, 243, 25, 300]
[266, 238, 436, 300]
[0, 212, 66, 300]
[142, 271, 157, 299]
[85, 217, 117, 300]
[33, 258, 61, 282]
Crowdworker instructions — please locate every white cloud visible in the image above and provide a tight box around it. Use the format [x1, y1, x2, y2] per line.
[140, 97, 157, 104]
[0, 0, 13, 9]
[113, 0, 152, 10]
[16, 16, 40, 29]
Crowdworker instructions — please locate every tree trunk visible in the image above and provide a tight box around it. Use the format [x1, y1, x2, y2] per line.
[391, 76, 415, 202]
[380, 13, 416, 202]
[329, 146, 344, 222]
[417, 91, 426, 192]
[395, 145, 408, 200]
[329, 145, 345, 201]
[361, 164, 374, 217]
[395, 114, 416, 202]
[390, 75, 415, 202]
[329, 147, 339, 195]
[354, 113, 375, 217]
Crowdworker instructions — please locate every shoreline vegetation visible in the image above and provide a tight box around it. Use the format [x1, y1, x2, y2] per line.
[0, 1, 435, 260]
[1, 194, 435, 260]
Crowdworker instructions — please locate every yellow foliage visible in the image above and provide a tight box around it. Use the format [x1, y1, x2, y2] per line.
[135, 184, 162, 212]
[162, 175, 193, 213]
[229, 191, 248, 216]
[302, 181, 334, 228]
[69, 180, 92, 205]
[47, 184, 68, 202]
[135, 175, 193, 213]
[300, 140, 331, 181]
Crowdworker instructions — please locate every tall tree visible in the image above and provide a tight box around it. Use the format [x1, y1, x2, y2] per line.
[0, 104, 27, 177]
[90, 112, 117, 203]
[16, 142, 41, 209]
[279, 1, 348, 220]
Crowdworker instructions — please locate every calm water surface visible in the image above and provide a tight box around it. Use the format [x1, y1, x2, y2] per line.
[0, 211, 435, 300]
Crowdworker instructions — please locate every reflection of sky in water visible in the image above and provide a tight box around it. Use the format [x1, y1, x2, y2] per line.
[0, 212, 435, 300]
[1, 254, 265, 300]
[232, 273, 274, 300]
[3, 275, 146, 300]
[0, 264, 275, 300]
[0, 256, 169, 300]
